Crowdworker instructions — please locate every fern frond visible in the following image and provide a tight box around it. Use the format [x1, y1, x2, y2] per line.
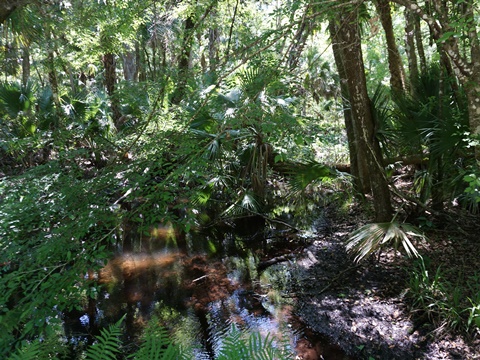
[216, 324, 249, 360]
[131, 319, 188, 360]
[7, 340, 41, 360]
[86, 315, 125, 360]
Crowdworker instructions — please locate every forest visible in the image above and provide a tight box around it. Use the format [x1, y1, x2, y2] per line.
[1, 0, 480, 359]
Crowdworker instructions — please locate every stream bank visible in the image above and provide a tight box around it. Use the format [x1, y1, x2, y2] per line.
[290, 214, 480, 359]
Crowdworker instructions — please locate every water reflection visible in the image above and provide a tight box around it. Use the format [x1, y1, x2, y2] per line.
[64, 216, 343, 358]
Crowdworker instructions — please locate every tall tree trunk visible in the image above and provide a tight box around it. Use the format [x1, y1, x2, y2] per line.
[171, 16, 195, 105]
[288, 18, 311, 70]
[208, 26, 219, 76]
[335, 9, 393, 222]
[414, 16, 427, 74]
[329, 21, 362, 193]
[375, 0, 406, 94]
[463, 0, 480, 161]
[102, 53, 122, 126]
[404, 8, 419, 93]
[122, 45, 137, 82]
[136, 41, 146, 82]
[21, 45, 30, 86]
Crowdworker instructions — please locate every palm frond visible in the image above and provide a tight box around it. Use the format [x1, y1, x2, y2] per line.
[346, 222, 424, 263]
[0, 81, 35, 118]
[282, 159, 339, 194]
[223, 191, 262, 218]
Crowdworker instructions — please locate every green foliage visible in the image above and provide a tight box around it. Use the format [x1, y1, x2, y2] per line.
[86, 315, 125, 360]
[132, 325, 186, 360]
[280, 159, 342, 195]
[0, 158, 123, 354]
[407, 258, 480, 334]
[346, 222, 424, 263]
[0, 81, 37, 137]
[461, 173, 480, 213]
[7, 340, 42, 360]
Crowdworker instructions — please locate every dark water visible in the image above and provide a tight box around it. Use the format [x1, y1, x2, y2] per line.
[64, 217, 348, 359]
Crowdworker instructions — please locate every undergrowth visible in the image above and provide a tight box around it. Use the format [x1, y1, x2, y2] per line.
[7, 315, 294, 360]
[407, 257, 480, 336]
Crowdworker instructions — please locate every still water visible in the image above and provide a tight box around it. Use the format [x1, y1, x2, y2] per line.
[64, 217, 347, 359]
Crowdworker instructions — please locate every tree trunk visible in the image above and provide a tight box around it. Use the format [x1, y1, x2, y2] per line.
[463, 0, 480, 161]
[375, 0, 406, 94]
[392, 0, 480, 161]
[329, 20, 362, 193]
[333, 17, 372, 195]
[122, 46, 137, 82]
[136, 40, 146, 82]
[208, 26, 219, 75]
[171, 16, 195, 105]
[334, 9, 393, 222]
[414, 16, 427, 74]
[21, 45, 30, 86]
[102, 53, 122, 126]
[404, 8, 419, 93]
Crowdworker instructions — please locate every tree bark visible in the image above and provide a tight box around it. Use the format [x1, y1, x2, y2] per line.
[334, 9, 393, 222]
[171, 16, 195, 105]
[122, 46, 137, 82]
[414, 15, 427, 74]
[374, 0, 406, 94]
[208, 27, 219, 75]
[21, 45, 30, 86]
[404, 8, 419, 93]
[102, 53, 122, 125]
[329, 20, 362, 193]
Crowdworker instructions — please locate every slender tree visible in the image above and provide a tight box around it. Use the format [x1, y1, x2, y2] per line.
[329, 20, 362, 193]
[374, 0, 406, 94]
[332, 6, 393, 222]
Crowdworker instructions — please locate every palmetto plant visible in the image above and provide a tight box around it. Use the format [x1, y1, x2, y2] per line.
[389, 65, 469, 208]
[188, 61, 296, 207]
[345, 221, 424, 263]
[0, 81, 37, 137]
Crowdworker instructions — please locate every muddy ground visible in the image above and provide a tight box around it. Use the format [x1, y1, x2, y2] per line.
[288, 210, 480, 360]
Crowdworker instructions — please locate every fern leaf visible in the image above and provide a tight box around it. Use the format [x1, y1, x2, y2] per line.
[7, 340, 41, 360]
[131, 321, 186, 360]
[86, 315, 125, 360]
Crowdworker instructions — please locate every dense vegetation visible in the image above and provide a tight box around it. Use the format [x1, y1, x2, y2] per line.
[1, 0, 480, 358]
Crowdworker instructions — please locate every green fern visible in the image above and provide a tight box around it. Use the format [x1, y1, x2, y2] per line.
[216, 324, 249, 360]
[131, 323, 186, 360]
[7, 340, 41, 360]
[216, 324, 290, 360]
[86, 315, 125, 360]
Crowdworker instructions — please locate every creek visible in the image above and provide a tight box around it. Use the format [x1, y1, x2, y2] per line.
[64, 215, 349, 359]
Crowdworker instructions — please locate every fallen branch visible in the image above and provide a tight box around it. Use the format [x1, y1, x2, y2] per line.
[258, 253, 297, 271]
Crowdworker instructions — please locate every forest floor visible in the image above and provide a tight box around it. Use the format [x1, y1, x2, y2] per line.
[290, 204, 480, 360]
